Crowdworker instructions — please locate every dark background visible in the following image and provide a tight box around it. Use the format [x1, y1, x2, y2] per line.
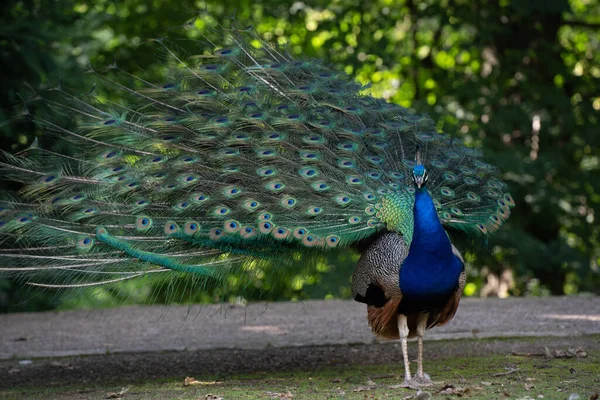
[1, 0, 599, 312]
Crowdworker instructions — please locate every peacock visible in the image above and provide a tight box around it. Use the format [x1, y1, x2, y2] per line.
[0, 19, 513, 387]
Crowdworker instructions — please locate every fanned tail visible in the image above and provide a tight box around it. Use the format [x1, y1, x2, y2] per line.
[0, 17, 513, 295]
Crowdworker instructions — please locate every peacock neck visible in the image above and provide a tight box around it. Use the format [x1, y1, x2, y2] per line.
[408, 187, 452, 262]
[398, 186, 461, 303]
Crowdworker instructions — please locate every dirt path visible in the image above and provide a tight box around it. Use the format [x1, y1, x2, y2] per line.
[1, 297, 599, 359]
[1, 297, 599, 390]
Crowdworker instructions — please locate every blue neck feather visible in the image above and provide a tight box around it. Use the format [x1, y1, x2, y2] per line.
[410, 187, 452, 257]
[399, 186, 463, 301]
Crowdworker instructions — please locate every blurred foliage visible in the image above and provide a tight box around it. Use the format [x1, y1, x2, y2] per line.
[1, 0, 599, 311]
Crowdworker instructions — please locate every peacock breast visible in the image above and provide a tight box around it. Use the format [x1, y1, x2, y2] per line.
[398, 252, 464, 309]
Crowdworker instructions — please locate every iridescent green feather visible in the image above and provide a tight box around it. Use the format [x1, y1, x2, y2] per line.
[0, 20, 513, 290]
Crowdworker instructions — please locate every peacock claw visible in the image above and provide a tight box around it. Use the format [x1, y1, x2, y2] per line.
[400, 379, 414, 388]
[412, 374, 433, 386]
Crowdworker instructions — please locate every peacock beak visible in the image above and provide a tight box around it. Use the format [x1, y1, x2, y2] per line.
[414, 175, 425, 189]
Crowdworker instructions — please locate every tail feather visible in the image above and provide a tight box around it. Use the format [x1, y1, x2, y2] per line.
[0, 19, 513, 293]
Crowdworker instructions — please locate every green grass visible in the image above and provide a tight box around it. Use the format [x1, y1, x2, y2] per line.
[3, 351, 599, 400]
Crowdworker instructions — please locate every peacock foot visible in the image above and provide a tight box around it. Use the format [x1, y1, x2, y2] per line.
[400, 378, 414, 388]
[411, 373, 433, 386]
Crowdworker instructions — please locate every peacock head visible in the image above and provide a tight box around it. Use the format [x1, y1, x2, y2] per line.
[412, 164, 429, 189]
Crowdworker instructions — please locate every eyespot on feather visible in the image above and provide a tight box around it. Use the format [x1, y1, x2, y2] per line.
[272, 227, 290, 240]
[209, 228, 224, 241]
[223, 186, 242, 197]
[184, 221, 200, 235]
[334, 195, 351, 206]
[338, 142, 359, 151]
[257, 166, 277, 177]
[263, 132, 286, 141]
[39, 174, 59, 184]
[265, 181, 285, 192]
[302, 234, 318, 247]
[443, 172, 458, 182]
[224, 220, 241, 233]
[244, 199, 260, 210]
[191, 193, 209, 203]
[258, 212, 272, 221]
[363, 192, 376, 201]
[450, 207, 463, 216]
[349, 216, 362, 224]
[215, 47, 237, 57]
[299, 151, 320, 161]
[366, 219, 379, 228]
[299, 167, 319, 178]
[135, 216, 153, 231]
[503, 193, 516, 206]
[337, 158, 356, 169]
[440, 187, 455, 197]
[281, 197, 297, 208]
[213, 206, 231, 216]
[346, 175, 363, 185]
[463, 176, 479, 185]
[302, 134, 324, 144]
[259, 221, 274, 234]
[306, 206, 323, 216]
[311, 181, 329, 192]
[164, 221, 179, 235]
[467, 192, 481, 202]
[173, 200, 191, 212]
[326, 235, 340, 248]
[477, 223, 488, 234]
[97, 149, 122, 161]
[240, 226, 257, 239]
[178, 174, 198, 184]
[293, 227, 308, 239]
[76, 236, 94, 251]
[257, 148, 276, 158]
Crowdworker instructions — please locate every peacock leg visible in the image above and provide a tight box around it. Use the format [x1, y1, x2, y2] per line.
[413, 312, 433, 386]
[397, 314, 413, 387]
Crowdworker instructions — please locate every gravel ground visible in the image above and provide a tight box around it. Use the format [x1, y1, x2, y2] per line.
[1, 297, 599, 359]
[1, 297, 599, 389]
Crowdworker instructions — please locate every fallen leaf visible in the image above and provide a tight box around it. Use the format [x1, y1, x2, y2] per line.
[492, 367, 519, 377]
[525, 383, 535, 390]
[264, 390, 293, 399]
[437, 384, 471, 396]
[106, 387, 129, 399]
[50, 361, 74, 370]
[416, 391, 432, 400]
[184, 377, 220, 387]
[544, 347, 587, 359]
[481, 381, 492, 386]
[200, 395, 222, 400]
[185, 377, 200, 386]
[405, 391, 432, 400]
